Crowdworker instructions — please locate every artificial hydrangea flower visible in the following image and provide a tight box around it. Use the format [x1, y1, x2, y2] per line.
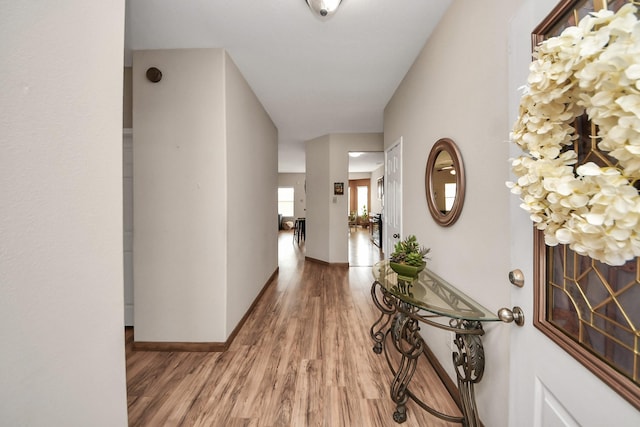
[508, 3, 640, 266]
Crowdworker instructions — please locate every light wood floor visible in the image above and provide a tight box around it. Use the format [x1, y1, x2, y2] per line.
[126, 230, 461, 426]
[348, 227, 384, 267]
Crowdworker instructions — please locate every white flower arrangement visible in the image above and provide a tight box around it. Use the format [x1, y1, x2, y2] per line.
[508, 4, 640, 266]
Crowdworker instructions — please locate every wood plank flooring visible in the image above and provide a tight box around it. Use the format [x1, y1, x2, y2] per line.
[126, 230, 461, 426]
[348, 227, 384, 267]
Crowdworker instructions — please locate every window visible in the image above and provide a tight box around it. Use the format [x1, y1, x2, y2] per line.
[278, 187, 294, 217]
[444, 183, 456, 212]
[357, 186, 368, 216]
[348, 179, 370, 216]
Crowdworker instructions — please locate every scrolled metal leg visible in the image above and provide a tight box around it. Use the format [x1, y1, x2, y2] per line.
[451, 320, 485, 427]
[370, 281, 396, 354]
[393, 405, 407, 423]
[389, 308, 424, 424]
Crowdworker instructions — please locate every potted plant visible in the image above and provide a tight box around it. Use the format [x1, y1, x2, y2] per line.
[389, 235, 430, 280]
[359, 205, 369, 227]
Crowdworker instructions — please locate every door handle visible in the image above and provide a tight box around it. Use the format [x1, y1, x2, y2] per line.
[393, 233, 400, 238]
[498, 306, 525, 326]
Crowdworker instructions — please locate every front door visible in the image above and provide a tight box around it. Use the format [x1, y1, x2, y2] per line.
[384, 138, 402, 257]
[508, 1, 639, 425]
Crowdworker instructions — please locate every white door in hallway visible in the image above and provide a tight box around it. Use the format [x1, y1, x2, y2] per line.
[384, 138, 402, 256]
[507, 1, 639, 425]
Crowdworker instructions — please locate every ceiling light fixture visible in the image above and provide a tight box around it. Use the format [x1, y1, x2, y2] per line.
[305, 0, 342, 18]
[349, 152, 362, 158]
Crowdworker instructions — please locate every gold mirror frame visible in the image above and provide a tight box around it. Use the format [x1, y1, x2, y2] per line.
[425, 138, 465, 227]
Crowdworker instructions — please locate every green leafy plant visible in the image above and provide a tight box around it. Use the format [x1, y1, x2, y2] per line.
[389, 235, 430, 267]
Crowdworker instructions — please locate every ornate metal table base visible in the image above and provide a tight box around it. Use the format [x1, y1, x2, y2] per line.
[370, 280, 486, 426]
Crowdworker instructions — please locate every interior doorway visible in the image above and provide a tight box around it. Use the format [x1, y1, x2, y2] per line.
[348, 151, 384, 267]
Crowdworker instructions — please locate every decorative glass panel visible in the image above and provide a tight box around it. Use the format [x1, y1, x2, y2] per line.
[546, 246, 640, 385]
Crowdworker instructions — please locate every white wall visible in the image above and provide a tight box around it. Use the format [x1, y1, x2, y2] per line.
[305, 135, 332, 262]
[306, 133, 383, 264]
[348, 172, 370, 180]
[133, 49, 228, 342]
[123, 130, 134, 326]
[384, 1, 522, 425]
[0, 1, 128, 425]
[225, 52, 278, 336]
[328, 135, 351, 263]
[278, 173, 306, 220]
[133, 49, 277, 342]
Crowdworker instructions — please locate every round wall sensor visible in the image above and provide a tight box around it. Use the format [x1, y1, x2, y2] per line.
[146, 67, 162, 83]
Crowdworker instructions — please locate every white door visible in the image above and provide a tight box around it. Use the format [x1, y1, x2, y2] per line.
[507, 2, 639, 425]
[384, 138, 402, 256]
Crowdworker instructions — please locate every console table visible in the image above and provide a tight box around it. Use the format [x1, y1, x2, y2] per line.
[370, 260, 501, 426]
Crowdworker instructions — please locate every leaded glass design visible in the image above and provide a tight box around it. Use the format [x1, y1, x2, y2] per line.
[547, 246, 640, 385]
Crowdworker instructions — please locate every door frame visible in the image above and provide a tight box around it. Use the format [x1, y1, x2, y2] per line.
[384, 138, 402, 256]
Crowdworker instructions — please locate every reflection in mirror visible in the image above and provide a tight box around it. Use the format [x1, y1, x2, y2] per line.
[425, 138, 465, 227]
[433, 150, 456, 212]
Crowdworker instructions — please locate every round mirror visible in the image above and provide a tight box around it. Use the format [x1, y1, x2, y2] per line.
[425, 138, 465, 227]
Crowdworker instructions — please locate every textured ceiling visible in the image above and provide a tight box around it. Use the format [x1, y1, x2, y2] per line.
[125, 0, 452, 172]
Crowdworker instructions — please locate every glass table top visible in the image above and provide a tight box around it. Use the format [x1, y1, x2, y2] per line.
[373, 260, 500, 322]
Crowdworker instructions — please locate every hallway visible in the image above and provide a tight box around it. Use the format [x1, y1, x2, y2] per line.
[126, 231, 460, 426]
[348, 227, 384, 267]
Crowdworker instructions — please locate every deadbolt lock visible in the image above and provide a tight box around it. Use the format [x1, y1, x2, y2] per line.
[508, 269, 525, 288]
